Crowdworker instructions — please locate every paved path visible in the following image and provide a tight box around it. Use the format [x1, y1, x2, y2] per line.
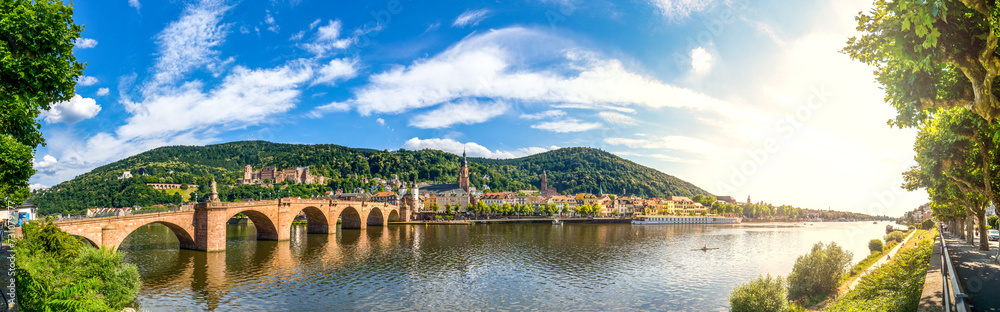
[848, 230, 916, 290]
[942, 231, 1000, 312]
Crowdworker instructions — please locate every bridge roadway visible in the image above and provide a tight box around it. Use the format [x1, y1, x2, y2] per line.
[53, 198, 407, 252]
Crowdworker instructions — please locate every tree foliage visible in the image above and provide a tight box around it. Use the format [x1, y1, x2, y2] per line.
[15, 219, 141, 311]
[729, 274, 789, 312]
[787, 242, 853, 302]
[826, 234, 935, 312]
[843, 0, 1000, 125]
[0, 0, 85, 204]
[868, 239, 884, 253]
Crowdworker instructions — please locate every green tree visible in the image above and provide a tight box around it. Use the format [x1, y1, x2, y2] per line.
[1, 0, 85, 204]
[787, 242, 853, 302]
[729, 274, 788, 312]
[869, 239, 884, 254]
[843, 0, 1000, 124]
[989, 215, 999, 229]
[902, 108, 996, 250]
[445, 203, 453, 214]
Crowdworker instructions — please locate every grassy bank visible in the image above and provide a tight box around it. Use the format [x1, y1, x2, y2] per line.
[824, 230, 936, 311]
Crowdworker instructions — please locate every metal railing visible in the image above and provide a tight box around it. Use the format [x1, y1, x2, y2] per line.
[941, 225, 969, 312]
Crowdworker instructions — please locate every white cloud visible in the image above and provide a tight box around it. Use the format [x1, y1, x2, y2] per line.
[41, 94, 102, 124]
[34, 155, 58, 171]
[147, 0, 231, 93]
[531, 118, 601, 133]
[313, 58, 358, 86]
[598, 111, 637, 125]
[290, 30, 305, 41]
[78, 76, 98, 86]
[648, 0, 712, 20]
[376, 118, 386, 126]
[29, 183, 48, 191]
[409, 99, 508, 129]
[31, 0, 319, 187]
[96, 88, 110, 96]
[453, 9, 490, 28]
[76, 38, 98, 49]
[690, 47, 712, 74]
[118, 62, 313, 139]
[303, 20, 355, 55]
[404, 137, 551, 159]
[314, 27, 731, 121]
[128, 0, 140, 10]
[265, 11, 279, 33]
[520, 110, 566, 120]
[614, 151, 694, 163]
[309, 18, 322, 30]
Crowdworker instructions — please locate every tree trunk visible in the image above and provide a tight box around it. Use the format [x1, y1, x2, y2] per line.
[967, 214, 974, 244]
[980, 210, 990, 251]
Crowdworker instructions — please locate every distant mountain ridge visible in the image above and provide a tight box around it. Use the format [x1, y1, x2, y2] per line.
[29, 141, 711, 215]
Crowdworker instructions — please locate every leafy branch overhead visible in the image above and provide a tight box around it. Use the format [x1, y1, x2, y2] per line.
[843, 0, 1000, 126]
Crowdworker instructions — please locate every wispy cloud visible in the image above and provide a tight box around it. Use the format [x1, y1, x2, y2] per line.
[409, 99, 508, 129]
[313, 58, 358, 86]
[128, 0, 140, 11]
[311, 27, 731, 124]
[647, 0, 712, 20]
[452, 9, 490, 28]
[146, 0, 231, 93]
[532, 118, 602, 133]
[598, 111, 637, 125]
[96, 88, 110, 96]
[520, 110, 566, 120]
[302, 20, 355, 55]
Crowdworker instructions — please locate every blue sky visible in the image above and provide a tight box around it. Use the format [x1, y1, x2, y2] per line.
[30, 0, 925, 216]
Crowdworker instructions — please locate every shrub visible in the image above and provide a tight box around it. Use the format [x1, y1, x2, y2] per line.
[729, 274, 788, 312]
[15, 219, 141, 311]
[885, 231, 906, 243]
[919, 219, 935, 230]
[989, 216, 998, 229]
[787, 242, 853, 302]
[868, 239, 883, 253]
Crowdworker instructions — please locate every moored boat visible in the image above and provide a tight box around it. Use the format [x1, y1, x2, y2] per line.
[631, 216, 741, 225]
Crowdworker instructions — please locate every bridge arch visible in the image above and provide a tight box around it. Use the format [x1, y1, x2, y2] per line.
[387, 210, 400, 222]
[72, 235, 99, 248]
[233, 210, 279, 241]
[338, 206, 362, 229]
[118, 221, 197, 251]
[295, 206, 330, 234]
[367, 207, 386, 226]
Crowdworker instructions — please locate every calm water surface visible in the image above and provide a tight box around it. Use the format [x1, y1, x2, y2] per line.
[119, 221, 888, 311]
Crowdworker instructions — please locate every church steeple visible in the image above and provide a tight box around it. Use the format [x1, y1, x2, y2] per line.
[458, 148, 470, 192]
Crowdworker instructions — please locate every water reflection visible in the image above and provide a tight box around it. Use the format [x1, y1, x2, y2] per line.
[120, 221, 886, 311]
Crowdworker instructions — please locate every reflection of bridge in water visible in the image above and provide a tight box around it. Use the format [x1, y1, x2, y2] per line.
[53, 198, 407, 252]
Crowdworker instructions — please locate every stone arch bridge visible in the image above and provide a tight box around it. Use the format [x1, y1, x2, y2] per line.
[53, 199, 407, 252]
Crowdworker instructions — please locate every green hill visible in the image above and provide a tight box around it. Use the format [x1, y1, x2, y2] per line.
[28, 141, 711, 215]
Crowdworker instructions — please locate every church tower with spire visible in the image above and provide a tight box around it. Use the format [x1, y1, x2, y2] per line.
[458, 148, 470, 192]
[540, 170, 548, 195]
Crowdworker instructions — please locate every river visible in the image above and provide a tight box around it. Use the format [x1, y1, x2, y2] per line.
[119, 221, 889, 311]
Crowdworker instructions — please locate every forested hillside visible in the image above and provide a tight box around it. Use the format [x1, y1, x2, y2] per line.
[29, 141, 711, 215]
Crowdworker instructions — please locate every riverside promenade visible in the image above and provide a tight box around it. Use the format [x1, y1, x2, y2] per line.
[940, 231, 1000, 311]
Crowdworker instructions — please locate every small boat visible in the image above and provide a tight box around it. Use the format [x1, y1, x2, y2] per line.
[552, 219, 563, 225]
[692, 247, 720, 251]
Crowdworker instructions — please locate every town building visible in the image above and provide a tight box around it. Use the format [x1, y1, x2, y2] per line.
[1, 201, 37, 226]
[146, 183, 199, 190]
[417, 149, 476, 213]
[370, 191, 400, 205]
